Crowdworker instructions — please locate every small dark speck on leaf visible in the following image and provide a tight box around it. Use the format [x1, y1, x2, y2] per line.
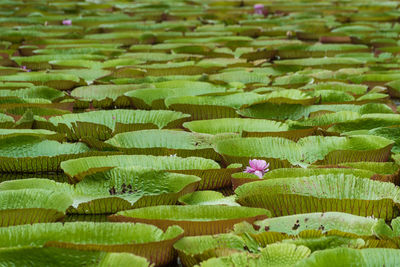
[304, 218, 309, 222]
[121, 183, 127, 193]
[264, 226, 270, 231]
[292, 223, 300, 230]
[318, 225, 325, 231]
[109, 187, 116, 195]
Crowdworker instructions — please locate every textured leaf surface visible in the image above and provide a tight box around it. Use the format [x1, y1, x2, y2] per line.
[110, 205, 270, 236]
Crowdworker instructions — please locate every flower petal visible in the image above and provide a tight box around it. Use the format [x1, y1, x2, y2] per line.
[253, 170, 264, 178]
[244, 167, 256, 173]
[250, 159, 267, 171]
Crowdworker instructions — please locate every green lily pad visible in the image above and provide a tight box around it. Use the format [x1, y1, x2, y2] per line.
[235, 174, 400, 219]
[0, 222, 183, 266]
[0, 72, 81, 90]
[173, 233, 247, 266]
[70, 84, 148, 108]
[197, 243, 311, 267]
[110, 205, 270, 236]
[105, 130, 220, 160]
[0, 189, 72, 226]
[0, 247, 152, 267]
[214, 135, 393, 168]
[179, 191, 239, 206]
[296, 248, 400, 267]
[124, 80, 226, 109]
[238, 103, 393, 120]
[46, 109, 191, 141]
[61, 155, 241, 190]
[0, 167, 200, 214]
[0, 135, 108, 172]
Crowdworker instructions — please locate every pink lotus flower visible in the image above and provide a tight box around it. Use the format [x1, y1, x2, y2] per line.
[254, 4, 264, 15]
[62, 19, 72, 25]
[21, 66, 31, 72]
[244, 159, 269, 178]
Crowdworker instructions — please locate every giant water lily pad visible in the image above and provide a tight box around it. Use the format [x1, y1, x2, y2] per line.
[105, 130, 220, 160]
[45, 109, 191, 141]
[296, 248, 400, 267]
[124, 80, 226, 109]
[235, 174, 400, 219]
[184, 118, 316, 140]
[0, 112, 15, 128]
[173, 233, 247, 266]
[0, 247, 152, 267]
[245, 212, 396, 250]
[70, 84, 149, 108]
[0, 189, 72, 227]
[0, 72, 81, 90]
[61, 155, 241, 189]
[0, 86, 65, 101]
[0, 167, 200, 214]
[197, 243, 311, 267]
[109, 205, 270, 236]
[165, 92, 267, 120]
[231, 167, 381, 189]
[0, 128, 65, 141]
[274, 57, 365, 70]
[178, 191, 239, 206]
[0, 222, 183, 266]
[253, 212, 393, 238]
[327, 114, 400, 133]
[238, 103, 394, 120]
[0, 135, 108, 172]
[214, 135, 394, 168]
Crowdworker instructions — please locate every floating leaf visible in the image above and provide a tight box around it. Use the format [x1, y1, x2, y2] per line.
[0, 135, 108, 172]
[253, 212, 393, 239]
[0, 72, 81, 90]
[105, 130, 220, 160]
[165, 93, 268, 120]
[232, 167, 378, 190]
[0, 189, 72, 226]
[0, 86, 65, 101]
[179, 191, 239, 206]
[46, 109, 191, 141]
[235, 174, 400, 219]
[209, 71, 270, 85]
[0, 222, 183, 266]
[184, 118, 290, 135]
[0, 167, 200, 214]
[198, 243, 311, 267]
[238, 103, 393, 120]
[173, 234, 247, 266]
[0, 129, 65, 141]
[110, 205, 270, 236]
[0, 112, 15, 128]
[61, 155, 240, 190]
[124, 80, 226, 109]
[274, 57, 365, 70]
[300, 82, 368, 95]
[0, 247, 153, 267]
[296, 248, 400, 267]
[214, 135, 393, 167]
[328, 114, 400, 133]
[71, 84, 148, 108]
